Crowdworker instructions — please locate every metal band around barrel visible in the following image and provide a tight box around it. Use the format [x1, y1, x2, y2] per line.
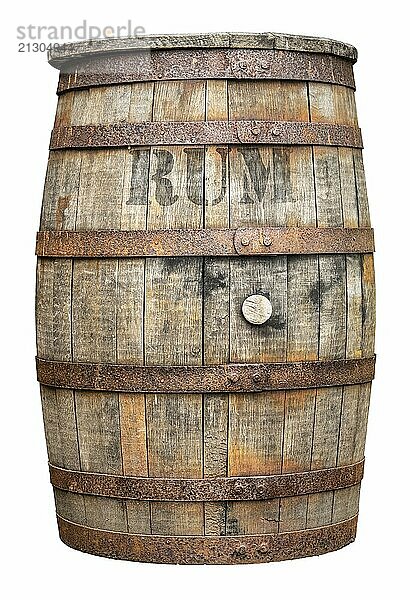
[50, 121, 363, 149]
[36, 227, 375, 258]
[57, 49, 355, 93]
[36, 356, 375, 393]
[57, 515, 358, 564]
[50, 460, 364, 502]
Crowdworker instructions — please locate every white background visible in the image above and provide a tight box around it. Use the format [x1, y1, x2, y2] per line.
[1, 1, 408, 598]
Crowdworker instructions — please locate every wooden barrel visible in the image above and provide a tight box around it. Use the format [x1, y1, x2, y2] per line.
[36, 32, 376, 564]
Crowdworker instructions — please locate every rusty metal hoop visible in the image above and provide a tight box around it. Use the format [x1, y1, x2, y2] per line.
[36, 227, 375, 258]
[36, 356, 375, 393]
[57, 514, 358, 564]
[50, 121, 363, 149]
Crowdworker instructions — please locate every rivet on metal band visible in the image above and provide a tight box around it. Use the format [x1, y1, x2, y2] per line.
[36, 356, 375, 393]
[49, 460, 364, 502]
[56, 49, 355, 93]
[57, 514, 358, 564]
[50, 120, 363, 149]
[36, 227, 375, 258]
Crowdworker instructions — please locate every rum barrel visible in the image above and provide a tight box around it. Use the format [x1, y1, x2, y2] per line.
[36, 32, 376, 564]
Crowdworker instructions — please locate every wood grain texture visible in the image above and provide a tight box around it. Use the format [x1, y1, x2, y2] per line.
[143, 79, 205, 535]
[303, 81, 349, 529]
[72, 261, 128, 531]
[36, 259, 72, 361]
[118, 90, 152, 531]
[228, 81, 309, 121]
[53, 489, 86, 526]
[277, 115, 317, 532]
[68, 97, 128, 531]
[308, 83, 357, 127]
[153, 80, 206, 122]
[227, 244, 286, 532]
[332, 382, 371, 522]
[144, 257, 204, 534]
[361, 254, 376, 357]
[306, 387, 342, 528]
[41, 386, 79, 469]
[225, 82, 299, 534]
[306, 249, 346, 526]
[279, 389, 316, 532]
[353, 150, 371, 227]
[39, 151, 81, 231]
[202, 82, 230, 534]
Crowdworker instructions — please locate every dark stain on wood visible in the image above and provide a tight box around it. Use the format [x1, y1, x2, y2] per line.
[55, 196, 70, 230]
[270, 312, 287, 330]
[309, 282, 321, 309]
[204, 266, 228, 294]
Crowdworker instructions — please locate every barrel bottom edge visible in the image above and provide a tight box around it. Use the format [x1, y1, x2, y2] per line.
[56, 514, 358, 565]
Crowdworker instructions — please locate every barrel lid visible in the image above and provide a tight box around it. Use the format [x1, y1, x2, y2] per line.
[48, 32, 357, 68]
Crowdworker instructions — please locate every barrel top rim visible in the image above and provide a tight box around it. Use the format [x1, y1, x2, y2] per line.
[48, 32, 358, 67]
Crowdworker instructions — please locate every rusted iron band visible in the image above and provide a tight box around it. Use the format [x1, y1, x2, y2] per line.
[36, 227, 375, 258]
[36, 356, 375, 393]
[57, 514, 358, 564]
[50, 121, 363, 149]
[50, 460, 364, 502]
[57, 49, 355, 93]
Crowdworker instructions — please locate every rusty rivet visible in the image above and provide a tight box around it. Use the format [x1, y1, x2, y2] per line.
[258, 544, 269, 554]
[228, 372, 239, 383]
[271, 127, 281, 136]
[263, 236, 272, 246]
[251, 126, 261, 136]
[235, 545, 247, 557]
[241, 236, 250, 246]
[234, 481, 245, 491]
[256, 483, 266, 494]
[252, 372, 262, 382]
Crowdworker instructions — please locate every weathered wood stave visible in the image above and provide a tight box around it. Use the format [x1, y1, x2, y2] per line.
[36, 33, 375, 564]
